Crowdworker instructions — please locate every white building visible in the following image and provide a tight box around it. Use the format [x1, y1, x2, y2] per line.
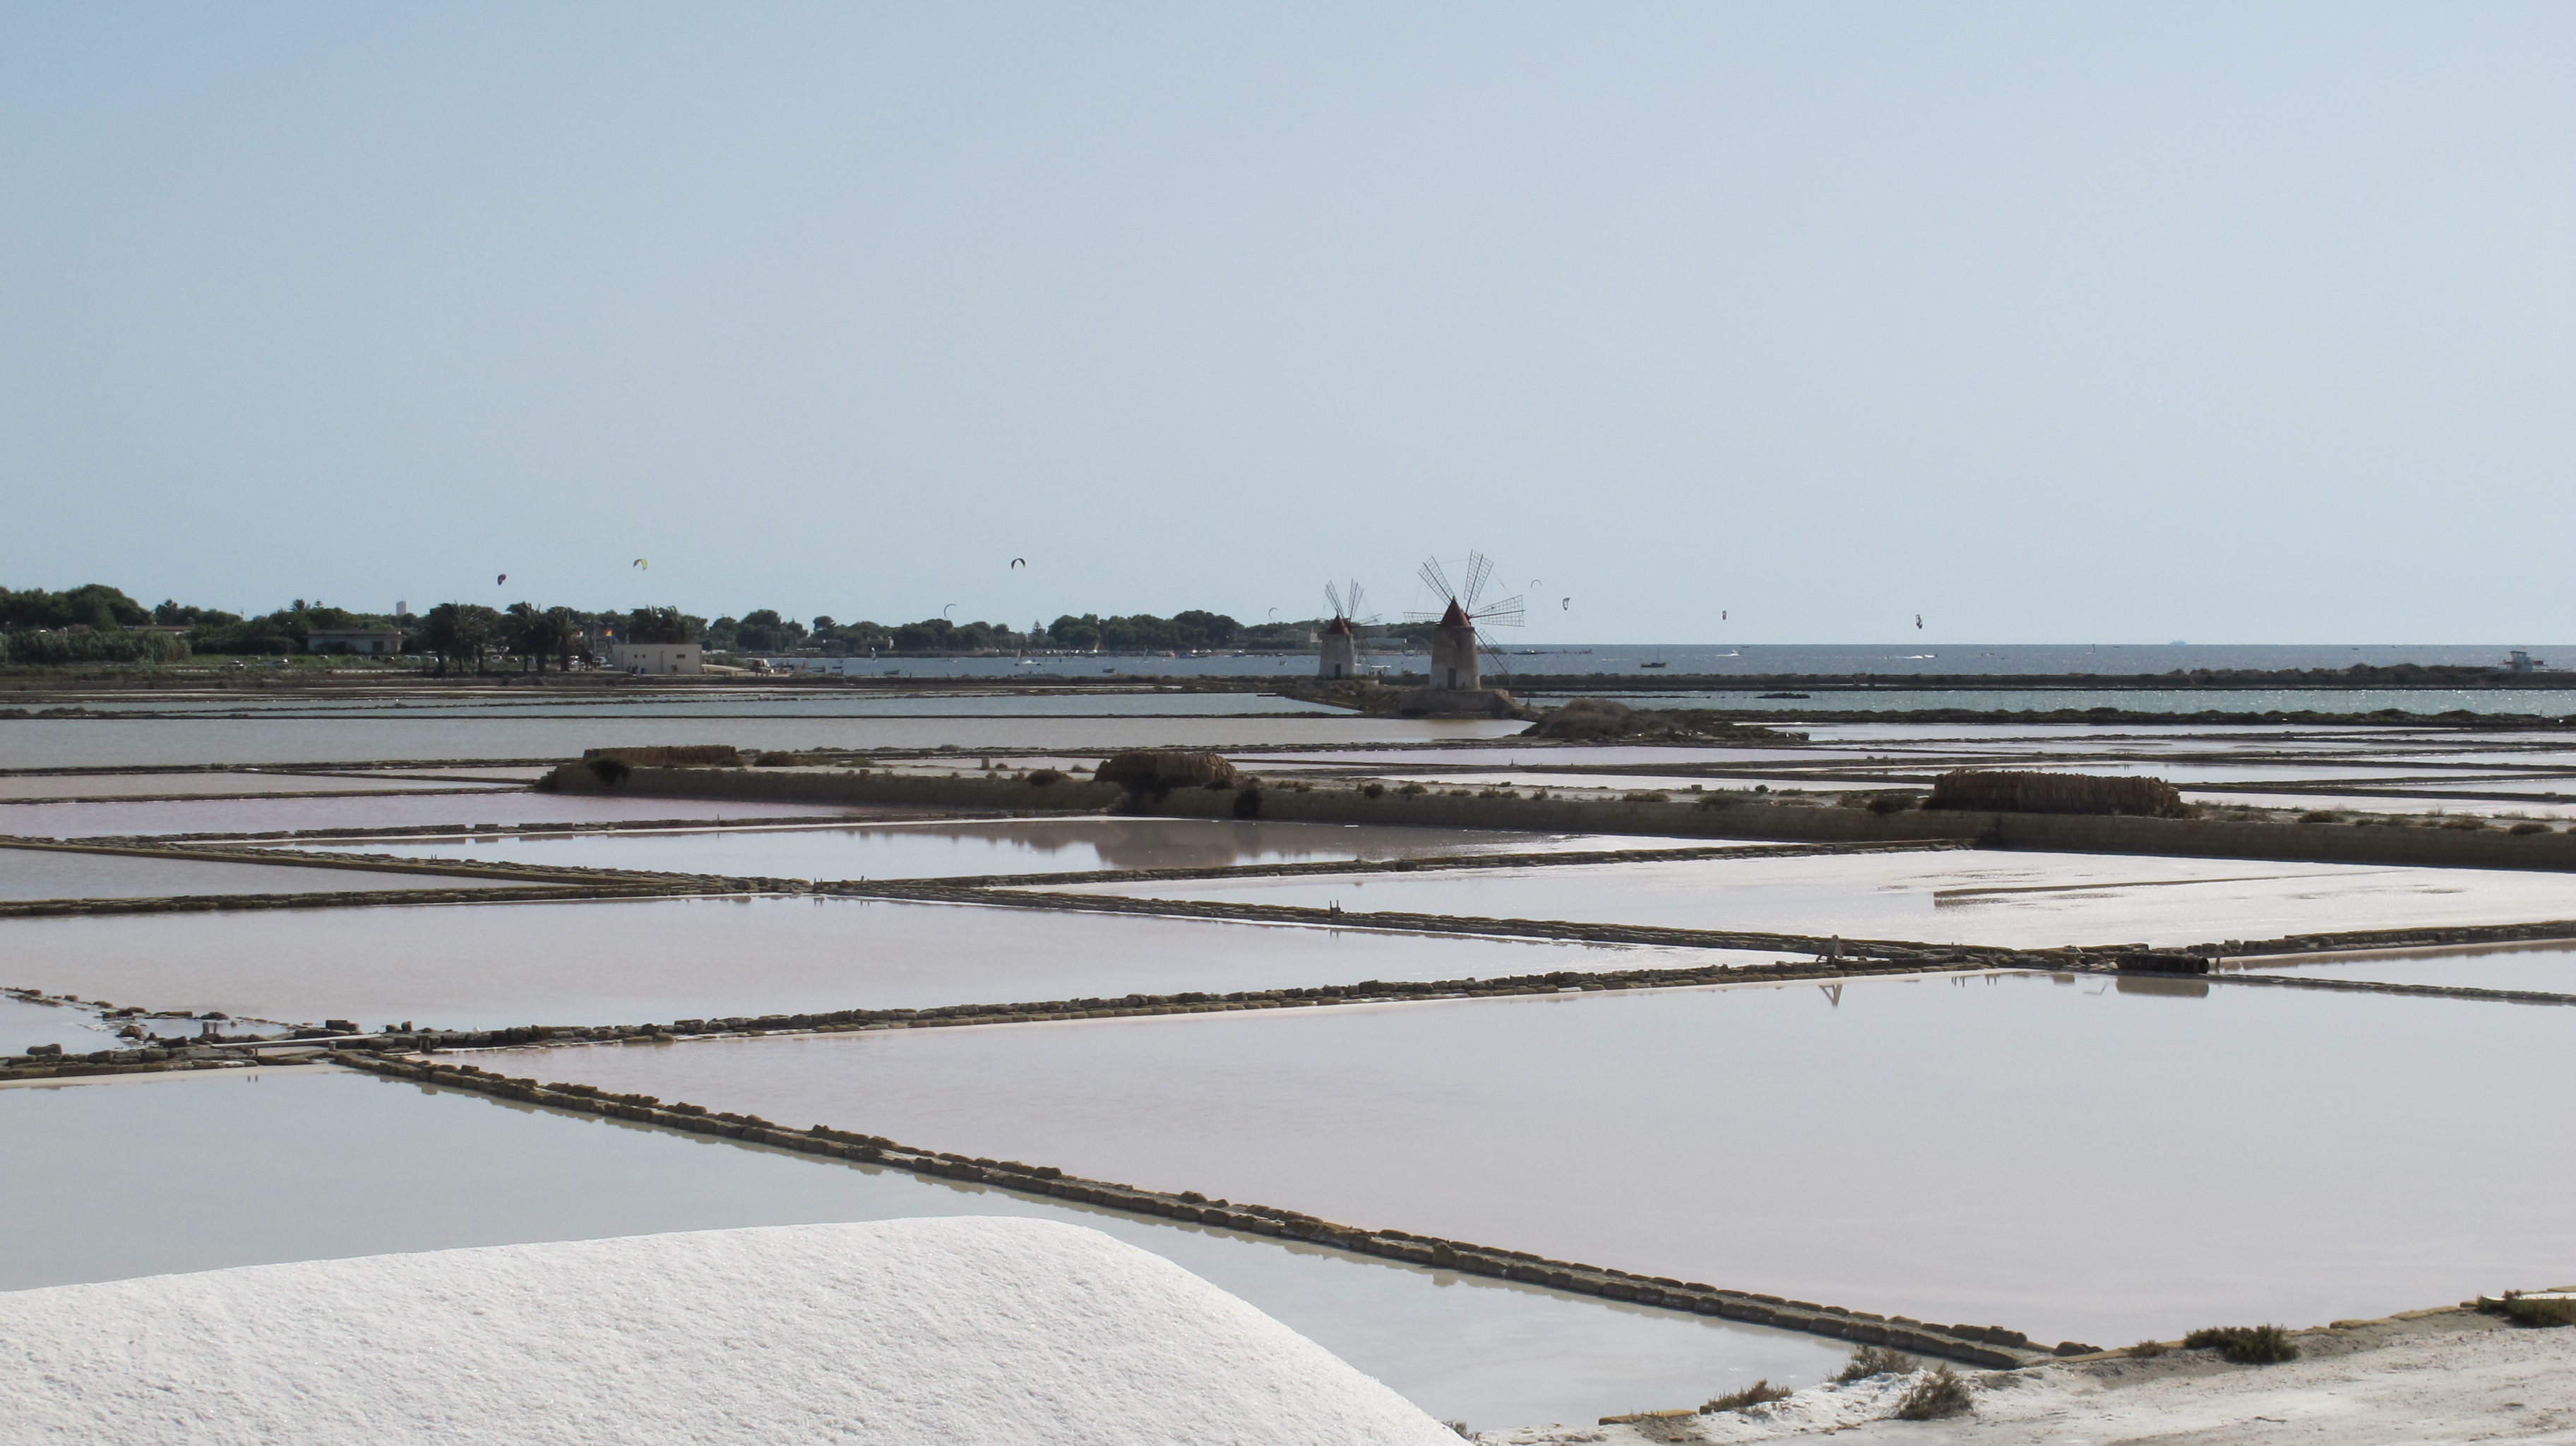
[609, 640, 703, 674]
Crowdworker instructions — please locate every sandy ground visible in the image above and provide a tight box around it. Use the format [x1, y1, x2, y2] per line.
[1483, 1308, 2576, 1445]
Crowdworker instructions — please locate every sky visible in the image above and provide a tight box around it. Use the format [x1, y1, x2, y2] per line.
[1, 4, 2568, 643]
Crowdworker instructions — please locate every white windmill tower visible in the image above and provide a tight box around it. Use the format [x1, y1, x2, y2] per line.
[1407, 552, 1524, 693]
[1319, 580, 1377, 681]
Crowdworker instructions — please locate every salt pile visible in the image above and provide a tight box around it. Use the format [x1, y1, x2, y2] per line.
[0, 1217, 1461, 1445]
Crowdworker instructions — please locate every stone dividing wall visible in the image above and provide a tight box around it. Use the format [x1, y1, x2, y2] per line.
[0, 883, 698, 920]
[0, 837, 668, 889]
[548, 764, 2576, 871]
[326, 1050, 2049, 1368]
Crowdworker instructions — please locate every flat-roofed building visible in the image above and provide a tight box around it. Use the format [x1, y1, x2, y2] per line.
[609, 640, 702, 674]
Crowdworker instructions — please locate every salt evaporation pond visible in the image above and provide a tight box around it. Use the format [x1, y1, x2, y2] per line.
[2, 792, 889, 839]
[1056, 849, 2576, 949]
[0, 715, 1531, 770]
[2223, 939, 2576, 994]
[0, 1068, 1845, 1426]
[272, 818, 1711, 879]
[505, 973, 2576, 1345]
[0, 772, 515, 801]
[0, 897, 1770, 1031]
[0, 847, 527, 902]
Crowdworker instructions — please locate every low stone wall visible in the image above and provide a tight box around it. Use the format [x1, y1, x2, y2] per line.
[333, 1050, 2046, 1368]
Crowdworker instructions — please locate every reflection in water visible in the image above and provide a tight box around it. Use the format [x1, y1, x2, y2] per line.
[505, 972, 2576, 1346]
[2113, 974, 2210, 998]
[0, 1069, 1847, 1426]
[275, 818, 1684, 880]
[2221, 938, 2576, 996]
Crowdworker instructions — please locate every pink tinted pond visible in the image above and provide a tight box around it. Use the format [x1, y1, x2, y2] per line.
[1050, 849, 2576, 949]
[2222, 938, 2576, 993]
[0, 847, 527, 902]
[0, 1068, 1845, 1426]
[0, 792, 886, 839]
[0, 896, 1773, 1030]
[272, 818, 1713, 879]
[507, 973, 2576, 1347]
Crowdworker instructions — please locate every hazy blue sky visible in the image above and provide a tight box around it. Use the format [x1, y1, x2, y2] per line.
[3, 4, 2568, 642]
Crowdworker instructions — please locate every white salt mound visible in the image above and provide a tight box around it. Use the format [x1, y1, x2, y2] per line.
[0, 1217, 1461, 1445]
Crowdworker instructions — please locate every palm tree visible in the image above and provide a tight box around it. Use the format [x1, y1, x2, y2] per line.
[420, 603, 501, 676]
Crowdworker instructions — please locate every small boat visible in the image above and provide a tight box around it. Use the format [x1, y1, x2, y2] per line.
[1640, 659, 1669, 669]
[1758, 691, 1810, 699]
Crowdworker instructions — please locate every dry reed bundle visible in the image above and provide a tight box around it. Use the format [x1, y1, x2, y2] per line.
[1094, 749, 1243, 796]
[1926, 769, 2187, 817]
[581, 744, 742, 767]
[1532, 697, 1637, 739]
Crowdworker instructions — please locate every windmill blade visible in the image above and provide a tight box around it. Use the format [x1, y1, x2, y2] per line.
[1461, 551, 1494, 610]
[1417, 556, 1455, 603]
[1471, 594, 1525, 628]
[1347, 582, 1366, 620]
[1324, 581, 1345, 619]
[1474, 628, 1514, 679]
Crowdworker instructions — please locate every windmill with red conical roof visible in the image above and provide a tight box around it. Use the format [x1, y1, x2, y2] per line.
[1408, 552, 1524, 693]
[1319, 580, 1377, 681]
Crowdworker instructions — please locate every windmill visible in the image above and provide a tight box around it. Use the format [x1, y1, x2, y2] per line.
[1319, 580, 1378, 681]
[1408, 552, 1524, 692]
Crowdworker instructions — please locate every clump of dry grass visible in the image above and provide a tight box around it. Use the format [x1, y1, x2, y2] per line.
[2184, 1325, 2298, 1363]
[2508, 820, 2552, 836]
[1835, 1345, 1917, 1382]
[1701, 1379, 1791, 1413]
[1095, 749, 1242, 798]
[1892, 1363, 1972, 1420]
[2125, 1339, 2170, 1358]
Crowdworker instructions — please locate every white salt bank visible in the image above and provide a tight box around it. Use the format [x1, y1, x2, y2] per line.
[0, 1217, 1462, 1446]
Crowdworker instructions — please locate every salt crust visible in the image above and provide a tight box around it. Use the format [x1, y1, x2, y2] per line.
[0, 1217, 1460, 1445]
[1483, 1322, 2576, 1444]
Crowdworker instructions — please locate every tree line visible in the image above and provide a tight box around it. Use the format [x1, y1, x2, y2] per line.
[4, 581, 1378, 669]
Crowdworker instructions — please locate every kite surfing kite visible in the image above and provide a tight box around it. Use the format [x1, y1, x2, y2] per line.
[633, 558, 648, 570]
[1010, 558, 1027, 569]
[496, 574, 506, 585]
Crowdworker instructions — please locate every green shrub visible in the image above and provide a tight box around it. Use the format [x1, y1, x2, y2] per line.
[2509, 821, 2553, 836]
[2184, 1325, 2298, 1363]
[754, 751, 797, 766]
[1835, 1345, 1917, 1382]
[1025, 768, 1067, 787]
[1397, 782, 1427, 796]
[1702, 1379, 1791, 1413]
[1867, 792, 1913, 815]
[2442, 816, 2489, 831]
[1361, 783, 1386, 799]
[1621, 790, 1670, 803]
[2298, 811, 2340, 823]
[1892, 1363, 1972, 1420]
